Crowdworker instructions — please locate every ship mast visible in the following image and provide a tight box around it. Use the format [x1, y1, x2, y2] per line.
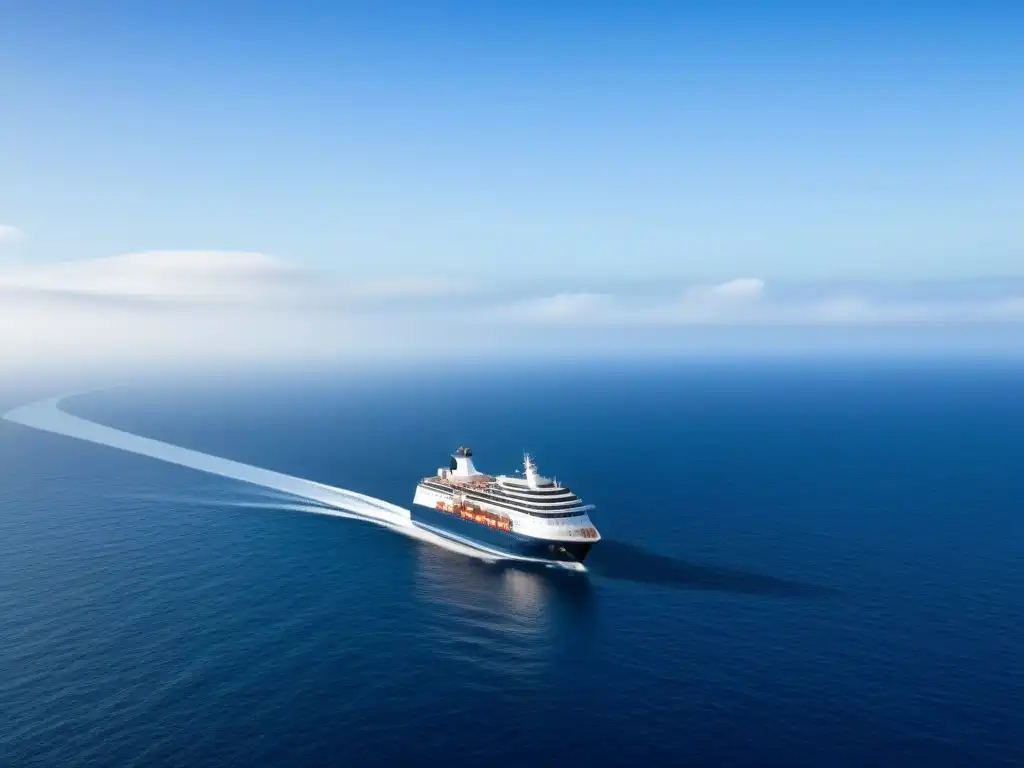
[524, 452, 540, 489]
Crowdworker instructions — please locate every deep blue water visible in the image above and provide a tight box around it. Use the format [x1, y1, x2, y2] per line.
[2, 359, 1023, 766]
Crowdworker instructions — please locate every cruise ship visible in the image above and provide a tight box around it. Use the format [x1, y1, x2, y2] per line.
[412, 447, 600, 564]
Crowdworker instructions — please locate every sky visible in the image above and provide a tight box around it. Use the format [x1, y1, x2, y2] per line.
[1, 1, 1022, 367]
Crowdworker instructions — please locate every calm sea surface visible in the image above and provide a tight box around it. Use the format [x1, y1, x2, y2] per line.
[2, 359, 1023, 766]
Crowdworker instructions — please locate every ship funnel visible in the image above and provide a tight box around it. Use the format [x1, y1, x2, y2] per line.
[450, 446, 483, 479]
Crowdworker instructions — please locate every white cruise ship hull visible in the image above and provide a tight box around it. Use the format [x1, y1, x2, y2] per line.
[412, 484, 595, 564]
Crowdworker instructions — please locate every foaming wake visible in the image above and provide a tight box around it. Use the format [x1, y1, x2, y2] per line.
[3, 393, 584, 571]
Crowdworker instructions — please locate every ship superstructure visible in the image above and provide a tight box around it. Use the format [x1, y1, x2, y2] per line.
[412, 447, 599, 564]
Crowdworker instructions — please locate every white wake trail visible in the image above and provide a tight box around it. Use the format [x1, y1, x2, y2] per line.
[4, 395, 412, 523]
[3, 393, 585, 571]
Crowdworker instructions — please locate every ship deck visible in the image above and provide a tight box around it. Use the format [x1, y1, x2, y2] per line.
[420, 475, 495, 490]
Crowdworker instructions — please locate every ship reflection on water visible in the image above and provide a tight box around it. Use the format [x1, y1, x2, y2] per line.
[499, 561, 597, 621]
[413, 545, 596, 624]
[412, 545, 596, 683]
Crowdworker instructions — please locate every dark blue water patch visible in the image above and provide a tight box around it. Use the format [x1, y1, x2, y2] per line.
[2, 358, 1024, 766]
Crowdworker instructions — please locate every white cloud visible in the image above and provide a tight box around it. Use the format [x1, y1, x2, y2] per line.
[1, 250, 1023, 370]
[0, 225, 23, 243]
[489, 277, 1024, 329]
[0, 250, 298, 302]
[495, 280, 767, 327]
[0, 250, 485, 369]
[0, 250, 473, 306]
[707, 277, 766, 300]
[636, 278, 768, 323]
[505, 292, 616, 324]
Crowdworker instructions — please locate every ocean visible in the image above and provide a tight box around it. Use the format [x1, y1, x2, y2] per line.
[2, 358, 1023, 766]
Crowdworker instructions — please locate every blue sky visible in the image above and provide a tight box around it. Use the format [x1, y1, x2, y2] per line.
[1, 2, 1023, 367]
[2, 1, 1022, 281]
